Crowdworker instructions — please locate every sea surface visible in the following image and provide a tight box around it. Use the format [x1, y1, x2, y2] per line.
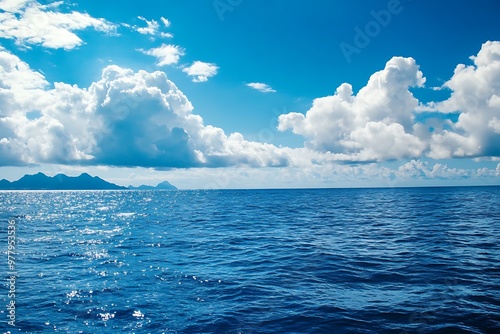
[1, 187, 499, 333]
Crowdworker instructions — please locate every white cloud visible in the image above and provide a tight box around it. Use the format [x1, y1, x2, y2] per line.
[161, 17, 171, 27]
[277, 42, 500, 163]
[84, 67, 289, 167]
[0, 0, 115, 50]
[397, 160, 470, 179]
[135, 16, 159, 35]
[0, 49, 94, 164]
[131, 16, 172, 38]
[343, 122, 426, 161]
[166, 160, 500, 189]
[0, 0, 30, 12]
[246, 82, 276, 93]
[139, 44, 184, 66]
[160, 32, 173, 38]
[424, 41, 500, 159]
[182, 61, 218, 82]
[278, 56, 426, 161]
[0, 49, 289, 168]
[277, 45, 500, 162]
[0, 47, 47, 90]
[489, 117, 500, 133]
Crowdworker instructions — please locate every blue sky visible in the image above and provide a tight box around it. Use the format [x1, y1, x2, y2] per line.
[0, 0, 499, 188]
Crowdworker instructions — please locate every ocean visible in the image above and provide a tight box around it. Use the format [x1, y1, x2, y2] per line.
[1, 187, 499, 333]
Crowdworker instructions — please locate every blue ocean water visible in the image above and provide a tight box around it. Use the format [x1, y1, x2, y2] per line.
[1, 187, 499, 333]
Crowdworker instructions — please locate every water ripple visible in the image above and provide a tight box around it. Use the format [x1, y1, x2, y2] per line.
[1, 187, 499, 333]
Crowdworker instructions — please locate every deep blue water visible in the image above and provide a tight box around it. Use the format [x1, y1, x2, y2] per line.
[1, 187, 500, 333]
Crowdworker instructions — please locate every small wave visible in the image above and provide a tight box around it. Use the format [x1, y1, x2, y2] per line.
[7, 187, 500, 333]
[99, 312, 115, 321]
[115, 212, 136, 217]
[83, 250, 109, 260]
[132, 310, 144, 319]
[80, 227, 99, 235]
[66, 290, 80, 298]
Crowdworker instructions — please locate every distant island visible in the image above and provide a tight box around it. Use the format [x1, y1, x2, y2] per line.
[128, 181, 177, 190]
[0, 172, 177, 190]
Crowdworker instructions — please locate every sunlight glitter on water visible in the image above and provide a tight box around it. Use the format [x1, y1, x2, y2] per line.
[1, 188, 499, 333]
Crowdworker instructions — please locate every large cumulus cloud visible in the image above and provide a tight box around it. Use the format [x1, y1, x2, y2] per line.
[425, 41, 500, 159]
[278, 56, 427, 161]
[87, 66, 290, 167]
[278, 41, 500, 162]
[0, 49, 289, 168]
[0, 47, 87, 165]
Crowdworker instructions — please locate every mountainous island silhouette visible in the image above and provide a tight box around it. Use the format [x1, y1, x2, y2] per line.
[0, 172, 177, 190]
